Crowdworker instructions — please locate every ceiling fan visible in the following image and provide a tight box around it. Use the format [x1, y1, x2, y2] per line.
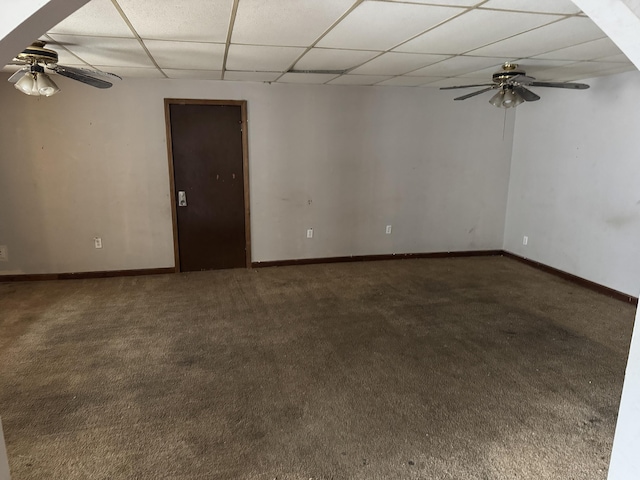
[441, 62, 589, 108]
[7, 41, 121, 97]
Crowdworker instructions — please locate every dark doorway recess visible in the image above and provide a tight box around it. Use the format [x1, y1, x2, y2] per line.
[165, 99, 251, 272]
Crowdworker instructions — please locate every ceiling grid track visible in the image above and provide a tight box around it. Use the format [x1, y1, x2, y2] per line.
[110, 0, 168, 78]
[221, 0, 241, 81]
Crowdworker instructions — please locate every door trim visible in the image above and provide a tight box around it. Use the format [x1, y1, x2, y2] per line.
[164, 99, 252, 272]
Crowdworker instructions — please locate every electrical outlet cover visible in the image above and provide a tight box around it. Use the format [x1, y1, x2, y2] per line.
[0, 245, 7, 261]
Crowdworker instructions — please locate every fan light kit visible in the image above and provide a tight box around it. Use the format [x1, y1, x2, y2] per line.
[8, 41, 121, 97]
[441, 63, 590, 108]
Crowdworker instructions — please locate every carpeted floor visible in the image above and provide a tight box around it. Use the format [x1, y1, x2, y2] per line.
[0, 256, 635, 480]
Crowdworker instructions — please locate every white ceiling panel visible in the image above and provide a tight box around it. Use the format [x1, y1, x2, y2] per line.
[294, 48, 379, 71]
[224, 71, 281, 82]
[278, 73, 339, 84]
[232, 0, 353, 47]
[419, 77, 486, 88]
[596, 53, 632, 63]
[480, 0, 582, 14]
[94, 65, 164, 78]
[396, 9, 559, 55]
[23, 0, 626, 84]
[40, 41, 91, 66]
[388, 0, 481, 5]
[533, 61, 636, 82]
[470, 17, 606, 58]
[410, 55, 507, 77]
[317, 2, 463, 51]
[376, 76, 431, 86]
[116, 0, 234, 42]
[226, 44, 306, 72]
[49, 0, 134, 38]
[144, 40, 225, 70]
[327, 74, 394, 85]
[48, 35, 154, 67]
[351, 52, 449, 75]
[533, 37, 624, 62]
[163, 69, 222, 80]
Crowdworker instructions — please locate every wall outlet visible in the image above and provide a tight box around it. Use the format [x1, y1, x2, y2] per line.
[0, 245, 7, 261]
[523, 236, 528, 246]
[385, 225, 392, 235]
[306, 228, 313, 239]
[94, 237, 103, 249]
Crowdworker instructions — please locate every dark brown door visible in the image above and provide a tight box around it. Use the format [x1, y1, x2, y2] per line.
[169, 103, 247, 271]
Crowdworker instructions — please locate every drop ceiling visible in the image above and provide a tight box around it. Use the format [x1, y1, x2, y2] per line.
[3, 0, 636, 87]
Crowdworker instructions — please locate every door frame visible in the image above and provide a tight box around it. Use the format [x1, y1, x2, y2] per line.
[164, 98, 251, 272]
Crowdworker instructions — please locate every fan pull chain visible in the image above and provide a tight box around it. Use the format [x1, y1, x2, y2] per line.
[502, 108, 507, 141]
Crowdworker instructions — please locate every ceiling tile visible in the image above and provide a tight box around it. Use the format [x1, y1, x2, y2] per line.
[327, 74, 393, 85]
[163, 69, 222, 80]
[469, 17, 606, 58]
[533, 37, 624, 62]
[48, 0, 134, 38]
[480, 0, 581, 14]
[317, 2, 463, 51]
[419, 77, 486, 88]
[533, 61, 636, 82]
[294, 48, 379, 71]
[376, 76, 431, 86]
[39, 41, 90, 65]
[117, 0, 234, 42]
[226, 45, 306, 72]
[48, 35, 154, 67]
[93, 65, 164, 78]
[351, 52, 449, 75]
[410, 55, 506, 77]
[231, 0, 353, 47]
[144, 40, 225, 70]
[395, 9, 559, 55]
[596, 53, 632, 63]
[224, 71, 281, 82]
[388, 0, 481, 5]
[277, 72, 338, 84]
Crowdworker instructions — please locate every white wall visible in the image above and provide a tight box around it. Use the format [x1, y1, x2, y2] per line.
[609, 306, 640, 480]
[503, 70, 640, 297]
[0, 77, 514, 274]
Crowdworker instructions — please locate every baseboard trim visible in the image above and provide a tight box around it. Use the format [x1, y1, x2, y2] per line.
[2, 253, 636, 306]
[0, 267, 174, 282]
[502, 251, 638, 305]
[251, 250, 503, 268]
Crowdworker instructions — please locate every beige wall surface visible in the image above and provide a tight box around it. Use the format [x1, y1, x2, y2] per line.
[0, 77, 514, 274]
[503, 70, 640, 297]
[0, 418, 9, 480]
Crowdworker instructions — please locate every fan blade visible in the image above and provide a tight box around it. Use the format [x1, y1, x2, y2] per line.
[440, 83, 495, 90]
[7, 67, 29, 83]
[454, 86, 496, 101]
[509, 74, 536, 85]
[530, 81, 589, 90]
[513, 85, 540, 102]
[51, 65, 121, 89]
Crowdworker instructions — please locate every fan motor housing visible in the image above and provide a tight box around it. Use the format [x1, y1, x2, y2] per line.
[492, 63, 525, 84]
[15, 41, 58, 65]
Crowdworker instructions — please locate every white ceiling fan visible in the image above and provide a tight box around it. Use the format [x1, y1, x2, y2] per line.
[441, 63, 590, 108]
[7, 41, 121, 97]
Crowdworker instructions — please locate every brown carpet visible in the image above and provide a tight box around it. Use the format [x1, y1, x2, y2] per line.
[0, 257, 635, 479]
